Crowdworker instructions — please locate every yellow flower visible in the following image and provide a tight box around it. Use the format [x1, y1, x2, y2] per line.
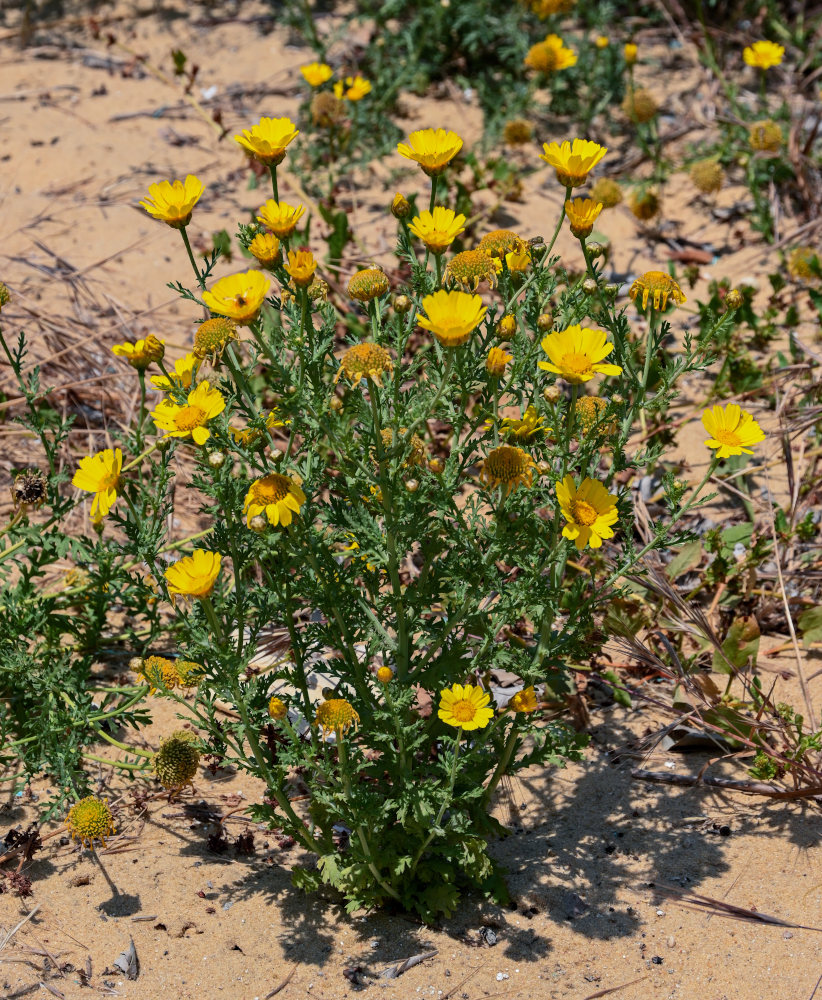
[787, 246, 820, 281]
[112, 335, 165, 371]
[230, 409, 288, 447]
[301, 61, 333, 86]
[315, 698, 360, 739]
[248, 232, 281, 268]
[342, 74, 371, 100]
[397, 127, 463, 176]
[530, 0, 575, 15]
[478, 229, 522, 258]
[749, 119, 782, 151]
[556, 474, 619, 550]
[595, 35, 609, 49]
[139, 175, 204, 228]
[348, 267, 389, 302]
[525, 34, 577, 74]
[628, 270, 686, 310]
[539, 325, 622, 383]
[152, 380, 225, 445]
[334, 342, 394, 387]
[138, 655, 178, 694]
[243, 473, 306, 528]
[444, 248, 497, 291]
[689, 159, 724, 194]
[151, 352, 200, 392]
[193, 316, 237, 361]
[284, 250, 318, 288]
[743, 40, 784, 70]
[501, 405, 547, 439]
[391, 193, 411, 219]
[377, 666, 394, 683]
[269, 696, 288, 720]
[624, 42, 638, 65]
[510, 686, 537, 713]
[66, 797, 116, 848]
[499, 241, 531, 276]
[417, 289, 486, 348]
[72, 447, 122, 520]
[256, 199, 306, 238]
[565, 197, 603, 238]
[480, 445, 535, 496]
[590, 177, 622, 207]
[234, 116, 299, 165]
[202, 270, 270, 325]
[540, 138, 607, 187]
[701, 404, 765, 459]
[486, 346, 512, 377]
[408, 206, 466, 255]
[165, 549, 222, 600]
[438, 682, 494, 731]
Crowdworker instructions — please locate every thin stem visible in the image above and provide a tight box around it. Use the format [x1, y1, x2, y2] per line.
[429, 173, 439, 213]
[409, 730, 462, 877]
[481, 717, 519, 808]
[180, 227, 205, 290]
[269, 163, 280, 203]
[135, 370, 146, 451]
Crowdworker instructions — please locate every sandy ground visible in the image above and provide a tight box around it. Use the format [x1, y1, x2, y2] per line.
[1, 3, 821, 998]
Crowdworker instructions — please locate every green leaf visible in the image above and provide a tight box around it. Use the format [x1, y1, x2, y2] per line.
[665, 540, 702, 580]
[798, 606, 822, 648]
[712, 615, 760, 673]
[601, 669, 632, 708]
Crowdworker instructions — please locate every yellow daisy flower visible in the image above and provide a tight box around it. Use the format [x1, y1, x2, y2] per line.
[417, 289, 486, 348]
[269, 696, 288, 720]
[408, 206, 466, 255]
[152, 380, 225, 446]
[624, 42, 638, 65]
[243, 473, 306, 528]
[397, 127, 463, 176]
[525, 34, 577, 74]
[342, 75, 371, 100]
[595, 35, 609, 49]
[256, 200, 306, 239]
[112, 335, 165, 371]
[480, 445, 535, 497]
[743, 40, 784, 69]
[486, 346, 512, 377]
[300, 61, 333, 86]
[628, 270, 686, 311]
[234, 116, 299, 165]
[164, 549, 222, 600]
[509, 686, 538, 713]
[334, 342, 394, 387]
[202, 270, 270, 325]
[438, 682, 494, 731]
[538, 325, 622, 384]
[230, 409, 288, 447]
[315, 698, 360, 739]
[151, 352, 199, 392]
[248, 232, 281, 268]
[139, 175, 203, 229]
[540, 138, 607, 187]
[701, 404, 766, 459]
[556, 475, 619, 550]
[284, 250, 318, 288]
[72, 447, 122, 520]
[500, 405, 547, 440]
[566, 197, 604, 238]
[499, 241, 531, 276]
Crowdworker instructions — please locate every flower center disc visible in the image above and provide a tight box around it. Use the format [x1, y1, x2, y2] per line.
[451, 699, 476, 723]
[571, 499, 598, 526]
[175, 405, 206, 431]
[562, 352, 593, 376]
[713, 428, 742, 446]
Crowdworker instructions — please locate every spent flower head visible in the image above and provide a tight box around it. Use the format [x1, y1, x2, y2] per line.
[316, 698, 360, 739]
[629, 271, 686, 310]
[66, 797, 116, 848]
[480, 445, 535, 496]
[334, 342, 394, 387]
[444, 248, 497, 291]
[153, 730, 200, 789]
[193, 316, 237, 361]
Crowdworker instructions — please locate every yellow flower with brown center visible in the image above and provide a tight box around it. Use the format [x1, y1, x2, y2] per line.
[417, 289, 486, 348]
[408, 206, 466, 255]
[743, 40, 784, 70]
[202, 271, 270, 325]
[480, 445, 535, 496]
[504, 119, 533, 146]
[165, 549, 222, 600]
[334, 342, 394, 387]
[139, 175, 203, 229]
[486, 346, 512, 377]
[574, 395, 617, 438]
[256, 199, 306, 238]
[438, 682, 494, 731]
[348, 267, 389, 302]
[193, 316, 237, 361]
[301, 61, 333, 86]
[565, 198, 603, 238]
[234, 116, 299, 165]
[787, 246, 819, 281]
[66, 797, 116, 848]
[315, 698, 360, 739]
[689, 159, 724, 194]
[72, 448, 122, 521]
[621, 88, 658, 124]
[590, 177, 622, 207]
[540, 138, 607, 187]
[501, 405, 547, 440]
[285, 250, 318, 288]
[244, 472, 306, 528]
[525, 34, 577, 74]
[152, 380, 225, 445]
[624, 42, 638, 65]
[269, 696, 288, 719]
[539, 325, 622, 384]
[397, 127, 463, 176]
[151, 352, 200, 392]
[510, 686, 538, 713]
[478, 229, 522, 258]
[628, 270, 686, 310]
[112, 335, 165, 371]
[701, 404, 765, 459]
[749, 119, 782, 152]
[556, 474, 619, 550]
[630, 189, 660, 221]
[138, 654, 178, 694]
[248, 232, 281, 268]
[444, 248, 497, 291]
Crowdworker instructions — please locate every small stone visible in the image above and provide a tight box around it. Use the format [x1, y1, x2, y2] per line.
[666, 936, 675, 948]
[496, 972, 509, 981]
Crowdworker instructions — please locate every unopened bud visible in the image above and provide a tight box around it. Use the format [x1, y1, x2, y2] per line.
[586, 242, 606, 259]
[725, 288, 743, 310]
[393, 294, 412, 314]
[610, 393, 624, 404]
[496, 314, 517, 340]
[582, 277, 599, 295]
[208, 451, 226, 470]
[536, 312, 553, 333]
[404, 478, 419, 493]
[543, 385, 561, 403]
[391, 193, 411, 219]
[249, 515, 268, 533]
[329, 396, 344, 412]
[428, 457, 444, 474]
[270, 448, 284, 463]
[537, 460, 552, 475]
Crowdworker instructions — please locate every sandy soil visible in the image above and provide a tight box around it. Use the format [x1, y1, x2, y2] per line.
[1, 3, 821, 998]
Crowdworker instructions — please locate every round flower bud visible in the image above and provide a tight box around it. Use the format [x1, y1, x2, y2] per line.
[725, 288, 743, 310]
[496, 314, 517, 340]
[610, 393, 625, 404]
[586, 242, 606, 259]
[377, 666, 394, 683]
[142, 335, 165, 363]
[66, 796, 116, 848]
[536, 460, 552, 476]
[393, 294, 413, 314]
[268, 696, 287, 720]
[152, 730, 200, 790]
[391, 193, 411, 219]
[582, 277, 599, 295]
[405, 478, 419, 493]
[630, 189, 660, 221]
[428, 457, 444, 474]
[0, 282, 10, 311]
[329, 395, 344, 412]
[249, 514, 268, 533]
[208, 451, 226, 470]
[622, 88, 658, 124]
[348, 267, 389, 302]
[543, 385, 562, 403]
[536, 312, 553, 333]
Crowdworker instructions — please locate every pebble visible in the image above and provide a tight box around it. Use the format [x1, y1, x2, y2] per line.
[667, 936, 676, 948]
[496, 972, 509, 981]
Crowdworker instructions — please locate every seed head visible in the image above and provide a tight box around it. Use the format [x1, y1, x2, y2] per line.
[152, 730, 201, 789]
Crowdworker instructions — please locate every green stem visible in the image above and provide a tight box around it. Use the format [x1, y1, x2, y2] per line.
[180, 226, 205, 290]
[82, 752, 150, 772]
[269, 163, 280, 203]
[409, 730, 462, 876]
[201, 596, 226, 647]
[481, 716, 519, 808]
[135, 370, 146, 451]
[429, 173, 439, 213]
